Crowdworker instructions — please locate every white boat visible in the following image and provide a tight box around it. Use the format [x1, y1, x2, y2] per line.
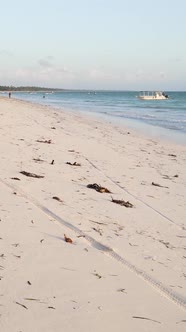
[138, 91, 169, 100]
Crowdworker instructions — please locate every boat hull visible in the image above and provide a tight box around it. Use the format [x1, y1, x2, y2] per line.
[138, 96, 167, 100]
[137, 91, 169, 100]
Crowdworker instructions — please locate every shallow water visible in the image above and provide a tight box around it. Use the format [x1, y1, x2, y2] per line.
[5, 90, 186, 143]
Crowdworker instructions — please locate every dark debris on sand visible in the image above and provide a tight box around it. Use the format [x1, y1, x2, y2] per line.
[20, 171, 44, 179]
[111, 197, 133, 208]
[36, 139, 52, 144]
[87, 183, 111, 193]
[66, 161, 81, 166]
[52, 196, 63, 203]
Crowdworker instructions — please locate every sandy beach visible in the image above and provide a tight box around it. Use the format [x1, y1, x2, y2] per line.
[0, 96, 186, 331]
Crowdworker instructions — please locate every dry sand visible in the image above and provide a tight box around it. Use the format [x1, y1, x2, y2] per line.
[0, 96, 186, 331]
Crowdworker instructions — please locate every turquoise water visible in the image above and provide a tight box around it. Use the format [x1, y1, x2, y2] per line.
[7, 90, 186, 143]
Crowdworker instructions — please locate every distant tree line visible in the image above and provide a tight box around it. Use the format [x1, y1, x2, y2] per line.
[0, 86, 63, 92]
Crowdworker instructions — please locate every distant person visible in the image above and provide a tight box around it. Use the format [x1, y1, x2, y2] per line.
[9, 92, 11, 98]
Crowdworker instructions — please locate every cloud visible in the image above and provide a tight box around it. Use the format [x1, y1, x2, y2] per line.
[0, 49, 13, 57]
[0, 60, 76, 87]
[38, 57, 54, 68]
[45, 55, 54, 60]
[89, 67, 119, 81]
[37, 57, 73, 76]
[173, 57, 183, 62]
[159, 71, 166, 79]
[135, 69, 144, 78]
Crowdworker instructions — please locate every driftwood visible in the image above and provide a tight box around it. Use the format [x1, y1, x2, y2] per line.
[20, 171, 44, 179]
[51, 159, 54, 165]
[111, 197, 133, 208]
[87, 183, 111, 193]
[66, 161, 81, 166]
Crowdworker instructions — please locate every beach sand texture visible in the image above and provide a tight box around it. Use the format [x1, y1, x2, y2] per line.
[0, 97, 186, 331]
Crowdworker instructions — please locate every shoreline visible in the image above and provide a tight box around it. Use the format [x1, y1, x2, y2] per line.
[4, 94, 186, 146]
[0, 97, 186, 331]
[13, 93, 186, 146]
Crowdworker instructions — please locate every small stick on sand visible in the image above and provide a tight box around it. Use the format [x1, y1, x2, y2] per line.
[152, 182, 169, 188]
[15, 301, 28, 310]
[132, 316, 161, 324]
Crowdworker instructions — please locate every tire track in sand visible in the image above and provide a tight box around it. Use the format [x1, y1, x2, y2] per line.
[0, 177, 186, 311]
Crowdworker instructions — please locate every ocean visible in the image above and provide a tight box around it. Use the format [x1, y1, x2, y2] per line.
[7, 90, 186, 144]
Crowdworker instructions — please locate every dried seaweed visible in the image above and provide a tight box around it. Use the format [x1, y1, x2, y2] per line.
[51, 159, 54, 165]
[20, 171, 44, 178]
[66, 161, 81, 166]
[111, 197, 133, 208]
[36, 139, 52, 144]
[11, 177, 20, 181]
[87, 183, 111, 193]
[64, 234, 73, 243]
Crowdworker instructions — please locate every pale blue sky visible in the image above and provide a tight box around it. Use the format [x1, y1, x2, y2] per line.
[0, 0, 186, 90]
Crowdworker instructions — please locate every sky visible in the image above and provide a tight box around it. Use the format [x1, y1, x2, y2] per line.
[0, 0, 186, 90]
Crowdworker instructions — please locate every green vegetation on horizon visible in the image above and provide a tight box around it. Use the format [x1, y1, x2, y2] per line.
[0, 86, 63, 92]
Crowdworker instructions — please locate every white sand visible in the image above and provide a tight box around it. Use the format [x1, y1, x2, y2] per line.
[0, 96, 186, 331]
